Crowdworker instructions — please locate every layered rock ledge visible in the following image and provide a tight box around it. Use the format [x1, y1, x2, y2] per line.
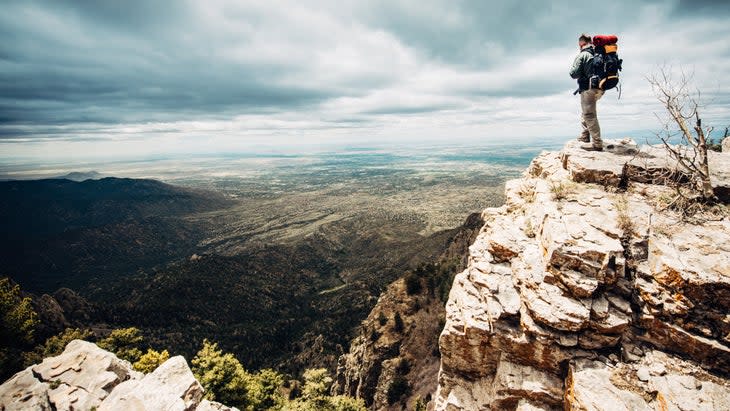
[435, 139, 730, 410]
[0, 340, 236, 411]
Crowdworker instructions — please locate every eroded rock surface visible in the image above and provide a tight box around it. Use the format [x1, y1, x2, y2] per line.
[435, 139, 730, 410]
[0, 340, 237, 411]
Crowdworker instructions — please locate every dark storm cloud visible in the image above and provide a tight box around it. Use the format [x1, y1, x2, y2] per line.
[674, 0, 730, 16]
[0, 0, 728, 145]
[0, 0, 343, 130]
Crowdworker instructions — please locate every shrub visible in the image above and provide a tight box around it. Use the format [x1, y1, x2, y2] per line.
[24, 327, 93, 366]
[1, 277, 38, 380]
[393, 312, 404, 333]
[281, 368, 365, 411]
[377, 311, 387, 326]
[97, 327, 144, 363]
[0, 277, 37, 345]
[191, 339, 250, 407]
[248, 368, 286, 410]
[133, 348, 170, 373]
[404, 273, 422, 295]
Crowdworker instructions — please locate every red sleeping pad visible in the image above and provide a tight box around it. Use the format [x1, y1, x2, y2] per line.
[593, 34, 618, 47]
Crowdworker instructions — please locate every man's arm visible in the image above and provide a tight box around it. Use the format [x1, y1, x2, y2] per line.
[569, 52, 587, 79]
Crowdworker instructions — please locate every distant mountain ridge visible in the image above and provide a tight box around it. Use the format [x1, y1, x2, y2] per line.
[1, 177, 231, 236]
[0, 177, 234, 292]
[55, 170, 103, 181]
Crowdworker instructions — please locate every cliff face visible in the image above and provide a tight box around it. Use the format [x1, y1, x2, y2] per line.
[435, 139, 730, 410]
[0, 340, 235, 411]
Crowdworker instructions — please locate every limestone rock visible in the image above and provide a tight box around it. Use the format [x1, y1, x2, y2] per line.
[723, 136, 730, 153]
[434, 139, 730, 410]
[565, 361, 652, 411]
[0, 369, 53, 411]
[491, 358, 563, 408]
[566, 352, 730, 411]
[0, 340, 234, 411]
[99, 356, 204, 411]
[34, 339, 141, 410]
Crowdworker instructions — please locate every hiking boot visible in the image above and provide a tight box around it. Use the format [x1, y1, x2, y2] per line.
[577, 135, 590, 143]
[580, 143, 603, 151]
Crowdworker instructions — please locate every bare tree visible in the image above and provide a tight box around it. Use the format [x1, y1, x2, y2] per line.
[647, 67, 716, 201]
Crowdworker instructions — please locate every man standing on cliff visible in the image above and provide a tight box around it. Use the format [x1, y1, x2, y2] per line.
[570, 34, 604, 151]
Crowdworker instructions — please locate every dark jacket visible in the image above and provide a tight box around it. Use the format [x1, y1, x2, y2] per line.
[570, 45, 594, 91]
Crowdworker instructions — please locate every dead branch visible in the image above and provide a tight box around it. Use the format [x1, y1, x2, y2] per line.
[647, 67, 716, 202]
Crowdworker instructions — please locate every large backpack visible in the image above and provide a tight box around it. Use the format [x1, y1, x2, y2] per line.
[587, 34, 623, 91]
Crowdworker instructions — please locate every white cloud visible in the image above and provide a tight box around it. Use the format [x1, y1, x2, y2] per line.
[1, 0, 729, 161]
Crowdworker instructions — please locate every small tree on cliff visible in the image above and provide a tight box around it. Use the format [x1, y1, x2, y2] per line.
[192, 339, 251, 407]
[133, 348, 170, 373]
[0, 277, 39, 380]
[647, 67, 718, 202]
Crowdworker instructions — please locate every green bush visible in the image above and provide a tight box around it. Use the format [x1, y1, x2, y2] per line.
[97, 327, 144, 363]
[133, 348, 170, 373]
[0, 277, 37, 345]
[191, 339, 251, 407]
[24, 327, 93, 366]
[248, 368, 285, 410]
[281, 368, 365, 411]
[0, 277, 38, 380]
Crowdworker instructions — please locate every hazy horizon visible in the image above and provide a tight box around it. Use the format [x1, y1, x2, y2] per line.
[0, 137, 567, 183]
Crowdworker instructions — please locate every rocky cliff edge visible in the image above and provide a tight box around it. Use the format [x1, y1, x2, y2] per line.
[435, 139, 730, 410]
[0, 339, 236, 411]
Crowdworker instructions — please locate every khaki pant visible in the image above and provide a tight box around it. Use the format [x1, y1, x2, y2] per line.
[580, 89, 604, 147]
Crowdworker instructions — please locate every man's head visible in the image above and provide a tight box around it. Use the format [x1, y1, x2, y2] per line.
[578, 33, 592, 49]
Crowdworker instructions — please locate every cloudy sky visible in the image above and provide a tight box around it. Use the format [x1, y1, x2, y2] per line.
[1, 0, 729, 160]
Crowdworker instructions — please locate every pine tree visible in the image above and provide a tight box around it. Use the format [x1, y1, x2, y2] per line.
[191, 339, 250, 407]
[0, 277, 38, 380]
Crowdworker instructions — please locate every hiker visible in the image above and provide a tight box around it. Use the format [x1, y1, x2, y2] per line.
[570, 33, 604, 151]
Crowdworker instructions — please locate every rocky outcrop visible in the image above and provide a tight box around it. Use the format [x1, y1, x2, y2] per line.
[0, 340, 237, 411]
[435, 139, 730, 410]
[29, 288, 97, 341]
[333, 277, 445, 410]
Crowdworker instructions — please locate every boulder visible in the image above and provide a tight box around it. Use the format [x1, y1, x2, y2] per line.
[0, 340, 232, 411]
[33, 340, 140, 410]
[99, 356, 205, 411]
